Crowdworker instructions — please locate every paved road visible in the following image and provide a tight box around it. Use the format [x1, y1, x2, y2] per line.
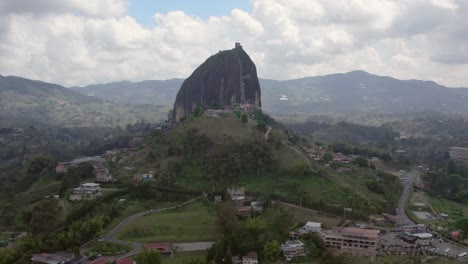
[396, 170, 418, 226]
[80, 197, 215, 260]
[264, 126, 272, 140]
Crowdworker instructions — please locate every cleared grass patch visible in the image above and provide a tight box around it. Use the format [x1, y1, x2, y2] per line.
[117, 201, 218, 243]
[429, 196, 468, 220]
[176, 115, 257, 144]
[278, 203, 341, 229]
[105, 200, 175, 232]
[162, 251, 206, 264]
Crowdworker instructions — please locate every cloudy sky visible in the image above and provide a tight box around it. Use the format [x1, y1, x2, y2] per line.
[0, 0, 467, 87]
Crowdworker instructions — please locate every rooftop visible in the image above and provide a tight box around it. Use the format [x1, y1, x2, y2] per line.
[412, 233, 433, 239]
[244, 251, 258, 260]
[117, 258, 134, 264]
[342, 227, 379, 239]
[305, 221, 321, 227]
[81, 183, 100, 187]
[31, 253, 63, 264]
[145, 242, 174, 252]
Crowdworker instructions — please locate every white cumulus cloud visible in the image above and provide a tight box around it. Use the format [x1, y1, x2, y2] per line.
[0, 0, 467, 87]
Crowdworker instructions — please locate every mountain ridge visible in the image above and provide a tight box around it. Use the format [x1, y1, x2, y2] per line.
[0, 75, 168, 127]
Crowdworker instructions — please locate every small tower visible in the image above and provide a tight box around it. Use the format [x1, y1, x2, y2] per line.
[235, 42, 242, 49]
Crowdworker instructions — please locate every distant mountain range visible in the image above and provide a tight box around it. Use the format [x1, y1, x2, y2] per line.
[3, 71, 468, 128]
[0, 75, 168, 127]
[71, 71, 468, 116]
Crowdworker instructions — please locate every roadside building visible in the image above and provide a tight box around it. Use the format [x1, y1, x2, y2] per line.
[382, 213, 400, 224]
[145, 242, 174, 257]
[69, 183, 102, 201]
[319, 227, 379, 256]
[412, 232, 433, 246]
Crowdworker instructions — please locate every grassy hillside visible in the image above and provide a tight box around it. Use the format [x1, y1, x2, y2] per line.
[116, 112, 401, 219]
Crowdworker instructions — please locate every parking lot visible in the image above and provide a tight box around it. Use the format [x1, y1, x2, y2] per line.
[379, 231, 468, 260]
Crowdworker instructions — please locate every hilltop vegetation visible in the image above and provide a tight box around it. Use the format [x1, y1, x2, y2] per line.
[115, 111, 402, 219]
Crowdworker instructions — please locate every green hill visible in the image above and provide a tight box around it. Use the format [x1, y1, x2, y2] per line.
[118, 111, 402, 218]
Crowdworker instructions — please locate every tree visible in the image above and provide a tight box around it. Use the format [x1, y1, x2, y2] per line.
[0, 203, 16, 230]
[241, 114, 248, 123]
[135, 249, 162, 264]
[216, 202, 239, 236]
[262, 240, 281, 261]
[30, 197, 60, 235]
[353, 157, 369, 168]
[26, 156, 55, 175]
[448, 160, 457, 175]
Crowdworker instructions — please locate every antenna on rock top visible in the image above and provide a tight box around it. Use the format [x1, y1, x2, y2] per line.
[235, 42, 242, 49]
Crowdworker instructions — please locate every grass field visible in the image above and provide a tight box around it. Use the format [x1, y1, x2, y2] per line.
[117, 201, 218, 243]
[106, 200, 176, 232]
[175, 114, 258, 144]
[162, 251, 206, 264]
[278, 203, 341, 229]
[429, 196, 468, 220]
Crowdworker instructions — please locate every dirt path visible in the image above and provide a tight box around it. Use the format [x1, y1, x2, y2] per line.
[264, 126, 272, 140]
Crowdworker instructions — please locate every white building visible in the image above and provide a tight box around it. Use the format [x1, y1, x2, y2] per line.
[69, 183, 102, 201]
[227, 187, 245, 201]
[242, 252, 258, 264]
[302, 221, 322, 233]
[281, 240, 306, 260]
[412, 233, 433, 246]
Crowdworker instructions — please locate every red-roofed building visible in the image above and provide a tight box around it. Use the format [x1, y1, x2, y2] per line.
[117, 258, 134, 264]
[452, 231, 460, 240]
[145, 242, 174, 255]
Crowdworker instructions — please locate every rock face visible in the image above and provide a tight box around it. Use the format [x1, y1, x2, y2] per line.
[173, 43, 261, 121]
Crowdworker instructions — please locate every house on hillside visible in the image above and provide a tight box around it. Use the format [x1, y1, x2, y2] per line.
[301, 221, 322, 234]
[333, 153, 352, 164]
[69, 183, 102, 201]
[55, 164, 68, 173]
[281, 239, 306, 261]
[242, 252, 258, 264]
[368, 214, 386, 225]
[94, 164, 115, 183]
[236, 206, 251, 217]
[145, 242, 174, 257]
[134, 171, 156, 182]
[227, 187, 245, 201]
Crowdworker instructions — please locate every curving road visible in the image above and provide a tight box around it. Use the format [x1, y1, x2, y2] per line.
[80, 197, 213, 260]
